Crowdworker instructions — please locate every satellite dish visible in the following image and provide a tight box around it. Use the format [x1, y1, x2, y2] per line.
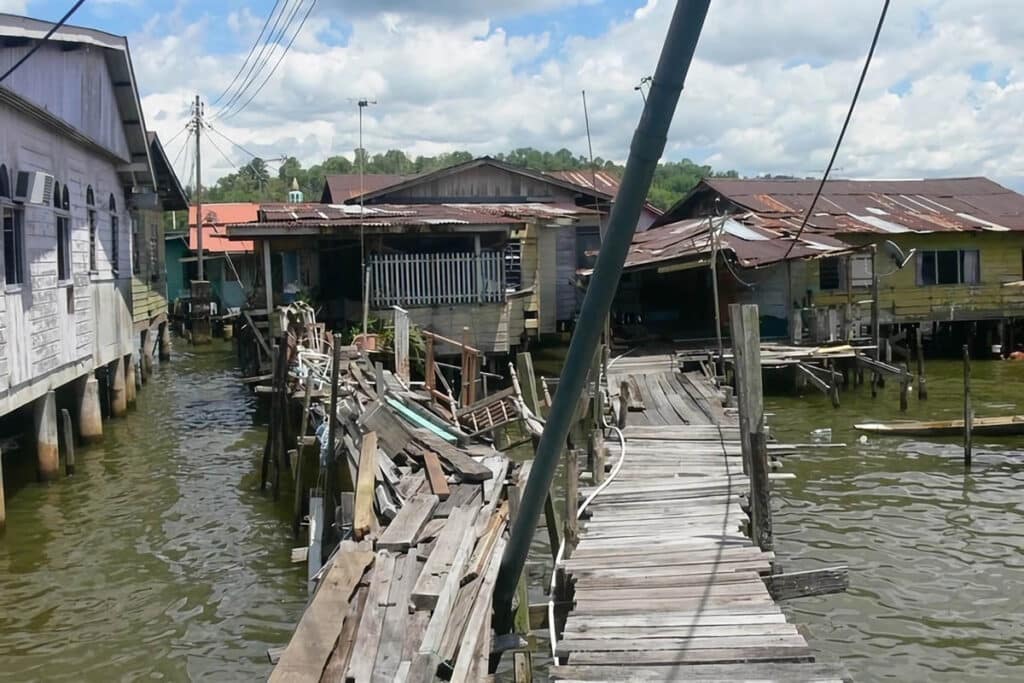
[880, 239, 916, 270]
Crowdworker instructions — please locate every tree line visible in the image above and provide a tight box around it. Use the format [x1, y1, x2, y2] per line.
[187, 147, 738, 219]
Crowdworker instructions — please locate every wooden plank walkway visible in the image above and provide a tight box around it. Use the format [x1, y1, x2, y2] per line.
[552, 356, 850, 682]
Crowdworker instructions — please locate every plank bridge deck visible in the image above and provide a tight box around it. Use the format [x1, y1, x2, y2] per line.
[552, 355, 850, 682]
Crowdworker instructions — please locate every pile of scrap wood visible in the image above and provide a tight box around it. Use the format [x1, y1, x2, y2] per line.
[270, 349, 517, 682]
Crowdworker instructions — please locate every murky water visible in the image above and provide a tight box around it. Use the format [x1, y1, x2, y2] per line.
[0, 341, 306, 682]
[769, 359, 1024, 682]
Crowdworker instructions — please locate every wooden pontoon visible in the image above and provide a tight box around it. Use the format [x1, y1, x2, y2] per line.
[855, 415, 1024, 437]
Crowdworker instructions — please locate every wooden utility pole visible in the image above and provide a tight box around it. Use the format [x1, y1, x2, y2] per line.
[194, 94, 204, 281]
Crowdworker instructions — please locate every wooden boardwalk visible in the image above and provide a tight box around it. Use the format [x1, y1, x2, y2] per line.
[552, 355, 850, 681]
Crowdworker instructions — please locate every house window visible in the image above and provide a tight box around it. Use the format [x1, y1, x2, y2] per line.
[850, 253, 873, 287]
[576, 226, 601, 270]
[504, 240, 522, 290]
[819, 256, 841, 290]
[3, 205, 24, 286]
[917, 249, 980, 286]
[87, 185, 97, 271]
[57, 215, 70, 282]
[109, 194, 118, 276]
[0, 165, 9, 199]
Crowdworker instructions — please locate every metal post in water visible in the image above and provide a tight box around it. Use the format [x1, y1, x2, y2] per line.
[492, 0, 712, 630]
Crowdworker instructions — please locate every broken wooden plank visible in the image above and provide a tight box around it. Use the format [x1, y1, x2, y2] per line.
[765, 566, 849, 601]
[376, 493, 439, 552]
[345, 551, 398, 683]
[411, 506, 477, 610]
[422, 450, 450, 500]
[268, 549, 374, 682]
[320, 585, 368, 681]
[409, 429, 493, 483]
[447, 537, 507, 680]
[353, 432, 378, 540]
[374, 551, 423, 681]
[462, 500, 509, 586]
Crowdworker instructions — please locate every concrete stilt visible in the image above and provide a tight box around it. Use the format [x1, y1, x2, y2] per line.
[34, 390, 59, 481]
[125, 354, 137, 406]
[158, 321, 172, 361]
[141, 330, 155, 380]
[135, 359, 142, 392]
[110, 357, 127, 417]
[76, 375, 103, 443]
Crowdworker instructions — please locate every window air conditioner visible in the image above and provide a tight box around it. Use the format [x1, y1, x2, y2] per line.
[14, 171, 54, 205]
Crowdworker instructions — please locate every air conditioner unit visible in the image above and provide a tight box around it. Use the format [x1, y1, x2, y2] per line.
[14, 171, 54, 205]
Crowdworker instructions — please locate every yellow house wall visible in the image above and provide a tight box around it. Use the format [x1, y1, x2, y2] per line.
[808, 232, 1024, 323]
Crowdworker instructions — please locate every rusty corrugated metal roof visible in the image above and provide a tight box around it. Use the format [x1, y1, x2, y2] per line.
[227, 203, 523, 235]
[321, 174, 407, 202]
[618, 214, 850, 273]
[698, 177, 1024, 234]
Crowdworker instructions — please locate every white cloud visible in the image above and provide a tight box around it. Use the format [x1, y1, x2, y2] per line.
[0, 0, 28, 14]
[130, 1, 1024, 192]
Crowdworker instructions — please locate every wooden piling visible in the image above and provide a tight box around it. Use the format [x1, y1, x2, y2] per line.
[59, 408, 75, 476]
[158, 321, 172, 361]
[964, 344, 972, 467]
[729, 303, 772, 551]
[110, 357, 127, 417]
[76, 375, 103, 443]
[34, 390, 59, 481]
[322, 333, 344, 561]
[125, 354, 137, 407]
[899, 363, 910, 412]
[142, 329, 156, 380]
[563, 448, 579, 560]
[916, 325, 928, 399]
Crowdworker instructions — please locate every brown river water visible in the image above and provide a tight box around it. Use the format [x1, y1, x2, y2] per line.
[2, 343, 1023, 681]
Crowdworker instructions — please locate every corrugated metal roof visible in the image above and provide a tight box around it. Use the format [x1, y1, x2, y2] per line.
[188, 225, 253, 254]
[545, 170, 622, 196]
[619, 214, 850, 273]
[322, 174, 407, 202]
[188, 202, 260, 226]
[696, 177, 1024, 234]
[229, 203, 524, 234]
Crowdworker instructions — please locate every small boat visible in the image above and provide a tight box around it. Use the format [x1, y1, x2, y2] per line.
[854, 415, 1024, 437]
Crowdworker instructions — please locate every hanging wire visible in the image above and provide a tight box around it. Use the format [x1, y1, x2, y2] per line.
[783, 0, 890, 259]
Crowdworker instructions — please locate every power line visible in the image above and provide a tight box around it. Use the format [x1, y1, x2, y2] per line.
[783, 0, 890, 259]
[219, 0, 319, 121]
[204, 125, 243, 173]
[216, 0, 303, 119]
[0, 0, 88, 83]
[206, 124, 261, 160]
[170, 127, 192, 174]
[212, 0, 283, 105]
[162, 122, 189, 149]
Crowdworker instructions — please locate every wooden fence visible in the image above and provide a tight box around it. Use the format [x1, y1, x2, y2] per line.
[370, 252, 506, 308]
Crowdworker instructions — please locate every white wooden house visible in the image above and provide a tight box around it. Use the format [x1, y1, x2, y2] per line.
[0, 14, 183, 478]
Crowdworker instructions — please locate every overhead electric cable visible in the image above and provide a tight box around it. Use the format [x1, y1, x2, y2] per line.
[215, 0, 298, 117]
[219, 0, 319, 121]
[212, 0, 283, 105]
[783, 0, 890, 258]
[0, 0, 88, 83]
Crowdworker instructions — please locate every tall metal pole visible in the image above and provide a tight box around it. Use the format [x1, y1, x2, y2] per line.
[194, 94, 204, 281]
[493, 0, 712, 630]
[357, 99, 375, 340]
[709, 216, 724, 371]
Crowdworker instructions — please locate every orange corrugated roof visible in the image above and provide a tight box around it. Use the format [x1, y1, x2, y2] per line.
[189, 225, 253, 254]
[188, 202, 260, 227]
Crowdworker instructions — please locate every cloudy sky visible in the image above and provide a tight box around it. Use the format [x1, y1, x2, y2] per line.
[3, 0, 1023, 190]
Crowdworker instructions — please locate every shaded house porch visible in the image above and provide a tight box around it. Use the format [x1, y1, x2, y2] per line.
[226, 203, 526, 354]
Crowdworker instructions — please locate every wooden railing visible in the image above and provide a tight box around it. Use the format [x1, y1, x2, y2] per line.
[369, 251, 506, 308]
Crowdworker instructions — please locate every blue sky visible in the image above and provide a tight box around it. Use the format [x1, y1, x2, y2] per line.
[4, 0, 1022, 191]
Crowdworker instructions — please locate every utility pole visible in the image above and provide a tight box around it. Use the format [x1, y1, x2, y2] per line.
[357, 98, 376, 340]
[194, 94, 204, 281]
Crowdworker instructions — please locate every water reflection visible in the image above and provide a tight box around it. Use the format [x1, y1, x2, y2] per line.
[769, 359, 1024, 681]
[0, 341, 306, 682]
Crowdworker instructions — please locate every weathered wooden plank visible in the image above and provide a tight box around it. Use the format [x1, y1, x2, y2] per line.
[320, 585, 368, 682]
[409, 429, 493, 483]
[765, 566, 849, 601]
[561, 623, 799, 640]
[448, 537, 506, 681]
[564, 645, 814, 666]
[550, 662, 852, 682]
[462, 500, 509, 586]
[434, 483, 482, 518]
[345, 551, 398, 683]
[353, 432, 378, 540]
[422, 450, 450, 500]
[410, 506, 477, 610]
[376, 493, 439, 552]
[269, 550, 374, 682]
[373, 551, 423, 681]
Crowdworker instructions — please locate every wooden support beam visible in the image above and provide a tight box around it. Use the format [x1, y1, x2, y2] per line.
[515, 352, 540, 415]
[916, 324, 928, 400]
[964, 344, 972, 468]
[764, 566, 849, 600]
[59, 408, 75, 476]
[353, 431, 378, 540]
